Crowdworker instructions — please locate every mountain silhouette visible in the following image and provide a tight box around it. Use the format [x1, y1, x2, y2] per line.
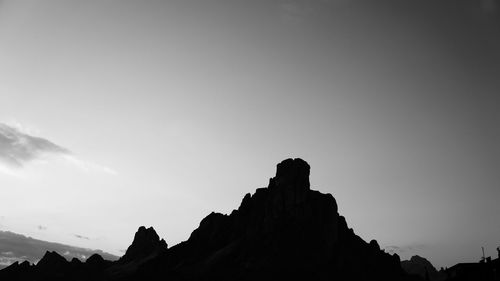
[0, 158, 419, 281]
[0, 230, 118, 269]
[119, 226, 168, 263]
[401, 255, 445, 281]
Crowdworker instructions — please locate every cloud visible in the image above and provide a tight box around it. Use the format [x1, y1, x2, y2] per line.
[0, 122, 116, 176]
[37, 225, 47, 231]
[74, 234, 90, 240]
[0, 256, 24, 267]
[384, 245, 404, 254]
[383, 244, 427, 255]
[63, 155, 117, 175]
[0, 123, 69, 168]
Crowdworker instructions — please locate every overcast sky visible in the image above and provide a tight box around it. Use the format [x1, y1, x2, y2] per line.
[1, 0, 499, 268]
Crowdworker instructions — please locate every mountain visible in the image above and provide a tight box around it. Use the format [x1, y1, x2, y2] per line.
[119, 226, 168, 263]
[105, 226, 168, 280]
[0, 250, 115, 281]
[0, 158, 419, 281]
[0, 230, 118, 269]
[401, 255, 446, 281]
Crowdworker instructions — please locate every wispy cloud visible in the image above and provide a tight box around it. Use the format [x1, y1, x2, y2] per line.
[383, 244, 427, 255]
[0, 122, 116, 176]
[63, 155, 117, 175]
[0, 123, 69, 168]
[37, 225, 47, 231]
[73, 234, 90, 240]
[0, 256, 24, 267]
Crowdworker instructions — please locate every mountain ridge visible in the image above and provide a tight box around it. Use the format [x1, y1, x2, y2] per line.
[0, 158, 419, 281]
[0, 230, 118, 269]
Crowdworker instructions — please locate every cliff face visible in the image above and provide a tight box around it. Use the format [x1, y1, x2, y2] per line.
[0, 158, 415, 281]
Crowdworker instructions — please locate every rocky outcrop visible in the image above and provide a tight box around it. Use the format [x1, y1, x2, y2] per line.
[402, 255, 445, 281]
[36, 251, 69, 275]
[0, 260, 33, 276]
[119, 226, 168, 263]
[106, 226, 168, 280]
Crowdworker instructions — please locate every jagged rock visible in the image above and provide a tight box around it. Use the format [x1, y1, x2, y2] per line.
[0, 261, 33, 280]
[86, 253, 109, 271]
[2, 261, 20, 272]
[269, 158, 311, 208]
[87, 253, 104, 265]
[18, 261, 31, 270]
[36, 251, 68, 272]
[370, 239, 381, 251]
[273, 158, 310, 189]
[119, 226, 168, 263]
[401, 255, 445, 281]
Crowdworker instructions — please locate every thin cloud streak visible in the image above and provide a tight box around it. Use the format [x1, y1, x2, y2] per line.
[63, 155, 118, 176]
[74, 234, 90, 240]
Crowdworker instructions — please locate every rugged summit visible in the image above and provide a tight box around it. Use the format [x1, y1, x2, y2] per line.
[36, 251, 68, 272]
[0, 250, 110, 281]
[136, 158, 410, 281]
[0, 158, 417, 281]
[401, 255, 445, 281]
[119, 226, 168, 263]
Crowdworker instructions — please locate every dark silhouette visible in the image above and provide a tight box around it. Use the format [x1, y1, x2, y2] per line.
[0, 158, 424, 280]
[442, 247, 500, 281]
[118, 226, 168, 263]
[401, 255, 446, 281]
[0, 230, 118, 269]
[444, 261, 500, 281]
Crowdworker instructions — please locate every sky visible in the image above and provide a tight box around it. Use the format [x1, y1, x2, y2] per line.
[1, 0, 500, 269]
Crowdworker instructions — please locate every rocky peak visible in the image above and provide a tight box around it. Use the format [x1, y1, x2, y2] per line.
[401, 255, 443, 281]
[86, 253, 104, 265]
[161, 158, 407, 281]
[36, 251, 68, 271]
[271, 158, 310, 190]
[120, 226, 167, 263]
[265, 158, 312, 210]
[18, 261, 31, 269]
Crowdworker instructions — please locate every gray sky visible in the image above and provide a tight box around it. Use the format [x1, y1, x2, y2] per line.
[1, 0, 499, 268]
